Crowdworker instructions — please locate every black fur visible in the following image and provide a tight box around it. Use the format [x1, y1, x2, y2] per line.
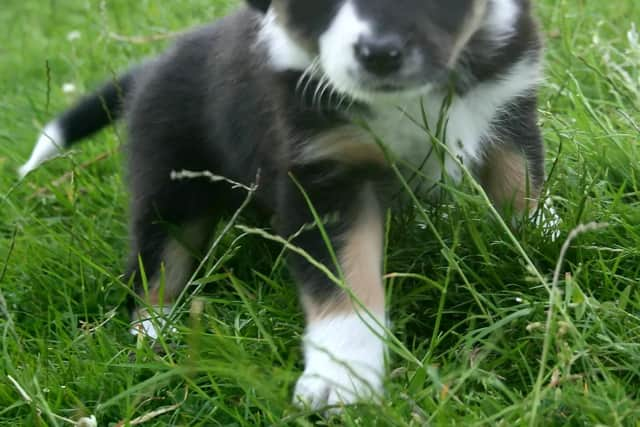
[464, 1, 541, 88]
[56, 68, 138, 148]
[246, 0, 271, 13]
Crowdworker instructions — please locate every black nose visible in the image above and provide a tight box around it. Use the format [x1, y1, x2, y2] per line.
[354, 35, 405, 76]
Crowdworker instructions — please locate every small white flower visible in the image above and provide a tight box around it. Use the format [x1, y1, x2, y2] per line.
[62, 83, 77, 94]
[67, 30, 81, 42]
[515, 297, 523, 303]
[627, 23, 638, 49]
[76, 415, 97, 427]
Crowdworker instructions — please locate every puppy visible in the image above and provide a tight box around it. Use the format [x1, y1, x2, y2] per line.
[20, 0, 545, 409]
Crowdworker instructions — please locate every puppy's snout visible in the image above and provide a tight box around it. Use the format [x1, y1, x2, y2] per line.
[354, 35, 405, 77]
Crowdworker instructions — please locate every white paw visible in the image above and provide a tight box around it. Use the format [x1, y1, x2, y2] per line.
[531, 195, 562, 241]
[293, 356, 383, 410]
[293, 313, 385, 410]
[129, 306, 176, 340]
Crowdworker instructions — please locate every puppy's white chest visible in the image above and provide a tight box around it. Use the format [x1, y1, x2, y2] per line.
[366, 93, 489, 187]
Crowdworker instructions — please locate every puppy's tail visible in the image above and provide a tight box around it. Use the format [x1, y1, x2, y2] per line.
[18, 66, 140, 178]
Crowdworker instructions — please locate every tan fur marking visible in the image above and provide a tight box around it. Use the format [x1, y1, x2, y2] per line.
[481, 144, 540, 213]
[297, 126, 386, 166]
[304, 185, 385, 322]
[145, 219, 211, 305]
[148, 239, 194, 302]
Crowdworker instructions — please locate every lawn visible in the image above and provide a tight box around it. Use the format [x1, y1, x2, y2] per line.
[1, 0, 639, 425]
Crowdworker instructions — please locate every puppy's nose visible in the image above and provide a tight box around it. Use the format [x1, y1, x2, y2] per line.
[354, 35, 404, 76]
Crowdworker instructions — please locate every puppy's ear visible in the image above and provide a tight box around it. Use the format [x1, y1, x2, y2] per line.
[246, 0, 271, 13]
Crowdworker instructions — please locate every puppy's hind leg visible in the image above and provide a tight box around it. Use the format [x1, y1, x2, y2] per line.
[125, 164, 223, 339]
[127, 217, 212, 340]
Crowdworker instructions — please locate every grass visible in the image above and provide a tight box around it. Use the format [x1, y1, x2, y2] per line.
[1, 0, 639, 425]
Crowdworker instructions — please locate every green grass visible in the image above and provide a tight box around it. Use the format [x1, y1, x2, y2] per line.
[1, 0, 639, 425]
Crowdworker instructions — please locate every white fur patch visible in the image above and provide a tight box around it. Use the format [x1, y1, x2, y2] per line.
[486, 0, 521, 41]
[293, 312, 386, 409]
[129, 306, 176, 340]
[317, 1, 374, 99]
[532, 196, 562, 241]
[258, 9, 314, 71]
[18, 122, 65, 178]
[366, 55, 542, 191]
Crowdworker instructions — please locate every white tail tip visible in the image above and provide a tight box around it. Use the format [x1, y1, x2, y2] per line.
[18, 122, 65, 178]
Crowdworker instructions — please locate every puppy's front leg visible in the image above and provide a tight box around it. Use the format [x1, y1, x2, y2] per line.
[279, 171, 386, 409]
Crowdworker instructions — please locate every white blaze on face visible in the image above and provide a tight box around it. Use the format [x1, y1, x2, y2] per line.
[18, 122, 65, 178]
[318, 1, 374, 99]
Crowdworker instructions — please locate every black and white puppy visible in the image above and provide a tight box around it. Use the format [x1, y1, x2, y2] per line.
[20, 0, 545, 409]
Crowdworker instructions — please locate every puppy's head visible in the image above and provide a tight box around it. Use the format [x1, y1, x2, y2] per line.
[255, 0, 528, 102]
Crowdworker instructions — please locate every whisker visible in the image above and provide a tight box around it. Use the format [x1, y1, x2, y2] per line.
[312, 74, 329, 109]
[296, 58, 321, 106]
[337, 92, 349, 110]
[318, 78, 333, 109]
[296, 58, 319, 92]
